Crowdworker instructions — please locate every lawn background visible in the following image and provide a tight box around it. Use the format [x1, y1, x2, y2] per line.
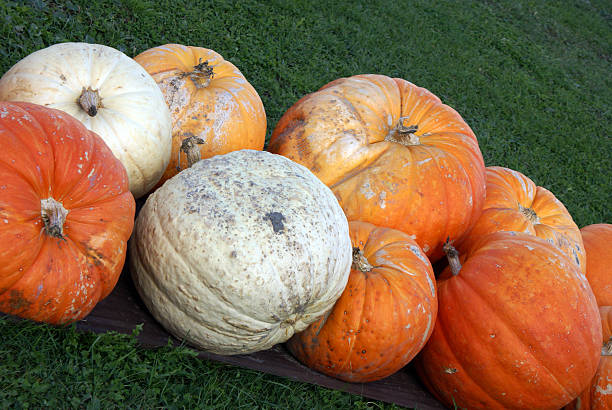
[0, 0, 610, 408]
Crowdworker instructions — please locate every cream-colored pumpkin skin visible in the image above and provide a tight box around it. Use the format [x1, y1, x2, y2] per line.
[0, 42, 172, 198]
[129, 150, 352, 355]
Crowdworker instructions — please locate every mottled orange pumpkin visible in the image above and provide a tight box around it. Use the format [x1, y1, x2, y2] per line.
[134, 43, 267, 188]
[565, 306, 612, 410]
[0, 102, 135, 324]
[415, 232, 601, 410]
[458, 166, 586, 273]
[580, 224, 612, 306]
[287, 221, 437, 382]
[268, 74, 486, 262]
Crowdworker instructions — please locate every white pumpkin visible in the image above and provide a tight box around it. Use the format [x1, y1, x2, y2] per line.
[0, 42, 172, 198]
[129, 149, 352, 355]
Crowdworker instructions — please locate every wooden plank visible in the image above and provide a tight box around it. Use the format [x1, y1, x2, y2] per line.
[74, 269, 443, 409]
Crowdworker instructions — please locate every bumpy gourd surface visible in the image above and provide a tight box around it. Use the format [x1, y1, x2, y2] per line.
[130, 150, 352, 355]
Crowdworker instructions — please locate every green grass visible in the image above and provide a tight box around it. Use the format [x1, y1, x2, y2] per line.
[0, 0, 610, 408]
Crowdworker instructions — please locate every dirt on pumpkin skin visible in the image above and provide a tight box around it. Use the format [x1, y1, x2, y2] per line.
[1, 289, 33, 313]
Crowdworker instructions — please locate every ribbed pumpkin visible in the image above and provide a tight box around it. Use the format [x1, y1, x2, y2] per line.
[565, 306, 612, 410]
[287, 221, 437, 382]
[0, 102, 135, 324]
[415, 232, 601, 410]
[134, 44, 267, 188]
[458, 166, 586, 273]
[268, 74, 486, 262]
[0, 42, 172, 198]
[580, 224, 612, 306]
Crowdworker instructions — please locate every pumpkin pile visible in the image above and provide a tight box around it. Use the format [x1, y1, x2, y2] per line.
[0, 41, 609, 409]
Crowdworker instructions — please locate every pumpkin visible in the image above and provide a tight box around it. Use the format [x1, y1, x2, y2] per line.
[564, 306, 612, 410]
[415, 232, 601, 410]
[457, 166, 586, 273]
[133, 43, 267, 188]
[129, 149, 352, 355]
[287, 221, 437, 382]
[0, 42, 172, 198]
[0, 102, 135, 324]
[268, 74, 486, 262]
[580, 224, 612, 306]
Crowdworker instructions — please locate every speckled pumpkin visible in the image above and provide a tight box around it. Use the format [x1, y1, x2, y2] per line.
[415, 232, 601, 410]
[0, 102, 135, 324]
[287, 221, 437, 382]
[134, 44, 266, 188]
[129, 149, 352, 355]
[268, 74, 486, 262]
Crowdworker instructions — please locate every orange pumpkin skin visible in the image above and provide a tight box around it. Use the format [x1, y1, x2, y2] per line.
[134, 44, 267, 188]
[458, 166, 586, 273]
[580, 224, 612, 306]
[268, 74, 486, 262]
[287, 221, 437, 382]
[0, 102, 135, 324]
[415, 232, 601, 410]
[564, 306, 612, 410]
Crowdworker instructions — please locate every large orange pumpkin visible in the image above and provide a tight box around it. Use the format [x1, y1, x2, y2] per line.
[564, 306, 612, 410]
[134, 44, 267, 188]
[0, 102, 135, 324]
[415, 232, 601, 410]
[580, 224, 612, 306]
[268, 74, 486, 262]
[458, 166, 586, 273]
[287, 221, 437, 382]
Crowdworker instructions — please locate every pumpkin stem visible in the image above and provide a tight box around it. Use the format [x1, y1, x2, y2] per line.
[40, 198, 69, 240]
[603, 337, 612, 357]
[187, 59, 214, 88]
[443, 237, 462, 276]
[178, 135, 206, 170]
[385, 116, 420, 146]
[519, 204, 540, 224]
[352, 247, 373, 272]
[78, 87, 102, 117]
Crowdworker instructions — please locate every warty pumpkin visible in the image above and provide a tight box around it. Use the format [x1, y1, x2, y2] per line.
[134, 44, 267, 188]
[0, 102, 135, 324]
[564, 306, 612, 410]
[580, 224, 612, 306]
[457, 166, 586, 273]
[415, 231, 601, 410]
[0, 42, 172, 198]
[287, 221, 437, 382]
[268, 74, 486, 262]
[129, 149, 352, 355]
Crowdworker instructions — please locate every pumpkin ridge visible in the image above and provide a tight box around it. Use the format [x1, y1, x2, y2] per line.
[451, 248, 576, 402]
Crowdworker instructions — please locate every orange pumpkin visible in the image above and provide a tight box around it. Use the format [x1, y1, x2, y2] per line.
[268, 74, 486, 262]
[415, 232, 601, 410]
[134, 43, 267, 188]
[580, 224, 612, 306]
[565, 306, 612, 410]
[458, 166, 586, 273]
[287, 221, 437, 382]
[0, 102, 135, 324]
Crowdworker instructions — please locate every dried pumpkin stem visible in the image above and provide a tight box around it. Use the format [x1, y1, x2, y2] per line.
[178, 136, 206, 170]
[443, 238, 462, 276]
[385, 116, 420, 146]
[40, 198, 69, 239]
[603, 337, 612, 357]
[519, 204, 540, 224]
[78, 87, 102, 117]
[188, 59, 214, 88]
[352, 247, 373, 272]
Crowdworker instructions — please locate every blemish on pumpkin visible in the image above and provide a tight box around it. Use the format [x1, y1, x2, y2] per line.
[444, 367, 458, 374]
[264, 212, 286, 233]
[4, 289, 32, 312]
